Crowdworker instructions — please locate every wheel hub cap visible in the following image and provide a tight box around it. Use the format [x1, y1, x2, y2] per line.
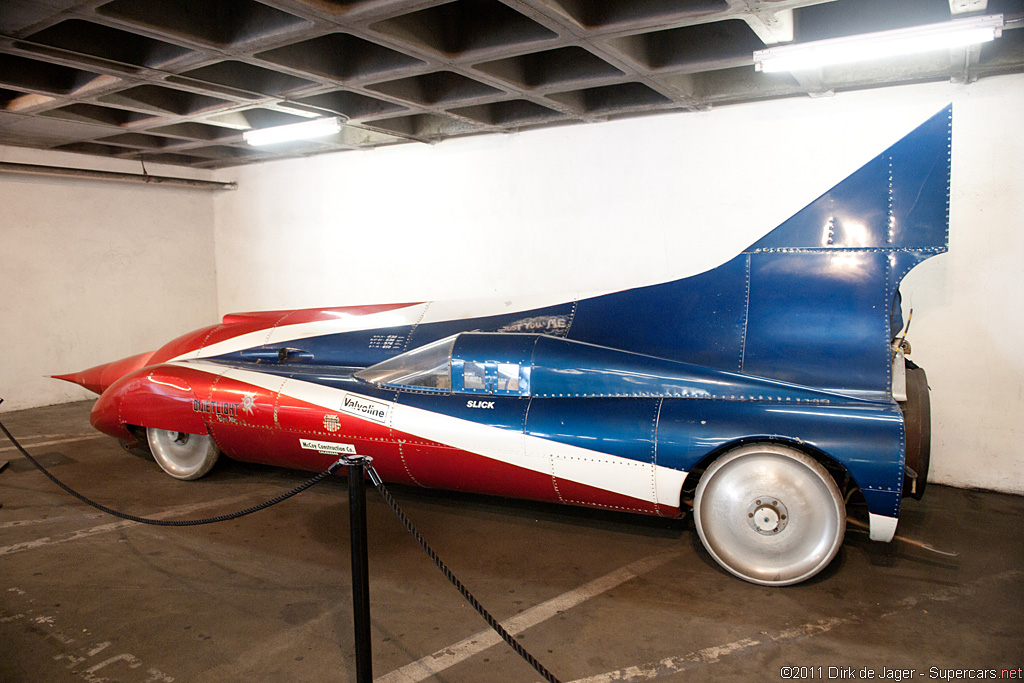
[747, 496, 789, 535]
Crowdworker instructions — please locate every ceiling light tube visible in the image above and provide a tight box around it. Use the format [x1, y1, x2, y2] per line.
[243, 116, 343, 146]
[753, 14, 1004, 73]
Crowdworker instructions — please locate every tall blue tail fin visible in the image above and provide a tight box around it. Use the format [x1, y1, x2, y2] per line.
[565, 105, 951, 396]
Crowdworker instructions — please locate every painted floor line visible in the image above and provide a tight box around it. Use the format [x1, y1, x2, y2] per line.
[374, 551, 679, 683]
[0, 433, 106, 453]
[569, 617, 853, 683]
[0, 494, 256, 556]
[568, 568, 1023, 682]
[0, 512, 106, 530]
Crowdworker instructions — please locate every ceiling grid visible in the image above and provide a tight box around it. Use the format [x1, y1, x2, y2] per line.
[0, 0, 1021, 168]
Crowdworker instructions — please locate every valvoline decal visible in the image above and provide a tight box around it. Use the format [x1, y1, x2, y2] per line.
[340, 392, 391, 424]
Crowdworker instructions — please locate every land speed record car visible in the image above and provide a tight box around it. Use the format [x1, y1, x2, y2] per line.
[55, 106, 951, 585]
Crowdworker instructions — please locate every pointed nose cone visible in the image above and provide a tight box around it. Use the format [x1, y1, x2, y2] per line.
[52, 350, 156, 395]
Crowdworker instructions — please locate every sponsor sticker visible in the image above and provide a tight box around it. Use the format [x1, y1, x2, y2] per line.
[300, 439, 357, 455]
[192, 399, 238, 418]
[340, 393, 390, 424]
[323, 414, 340, 432]
[192, 391, 258, 420]
[498, 315, 569, 334]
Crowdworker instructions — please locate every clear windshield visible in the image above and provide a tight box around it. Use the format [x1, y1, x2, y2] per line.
[354, 335, 456, 390]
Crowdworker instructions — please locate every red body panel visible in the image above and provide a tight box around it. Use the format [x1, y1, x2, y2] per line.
[147, 324, 224, 365]
[149, 321, 272, 364]
[554, 478, 662, 515]
[400, 441, 561, 503]
[53, 351, 156, 396]
[90, 365, 208, 439]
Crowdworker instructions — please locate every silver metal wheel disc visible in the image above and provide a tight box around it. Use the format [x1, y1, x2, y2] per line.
[146, 428, 219, 481]
[694, 443, 845, 586]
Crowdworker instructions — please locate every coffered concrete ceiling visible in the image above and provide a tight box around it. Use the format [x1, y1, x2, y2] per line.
[1, 0, 1021, 168]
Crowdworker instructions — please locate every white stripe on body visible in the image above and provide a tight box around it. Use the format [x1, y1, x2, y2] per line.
[173, 361, 687, 509]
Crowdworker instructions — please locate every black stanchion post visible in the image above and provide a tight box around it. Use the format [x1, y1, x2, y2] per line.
[348, 457, 373, 683]
[0, 458, 7, 509]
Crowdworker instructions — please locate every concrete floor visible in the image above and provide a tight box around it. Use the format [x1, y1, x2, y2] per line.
[1, 401, 1021, 683]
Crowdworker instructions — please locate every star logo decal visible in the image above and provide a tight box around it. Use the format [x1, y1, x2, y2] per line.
[240, 391, 258, 415]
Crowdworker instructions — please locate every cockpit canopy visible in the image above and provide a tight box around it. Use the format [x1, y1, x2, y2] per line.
[354, 335, 456, 391]
[353, 332, 844, 403]
[354, 333, 533, 396]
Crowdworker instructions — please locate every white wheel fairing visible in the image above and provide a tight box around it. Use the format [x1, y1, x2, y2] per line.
[146, 427, 220, 480]
[694, 444, 845, 586]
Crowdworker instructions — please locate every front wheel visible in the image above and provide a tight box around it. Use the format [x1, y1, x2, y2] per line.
[694, 443, 845, 586]
[146, 428, 220, 480]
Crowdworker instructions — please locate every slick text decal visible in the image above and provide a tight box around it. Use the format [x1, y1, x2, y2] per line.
[467, 400, 495, 409]
[340, 393, 390, 424]
[300, 439, 357, 455]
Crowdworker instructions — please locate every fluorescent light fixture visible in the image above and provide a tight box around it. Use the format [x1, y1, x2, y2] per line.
[753, 14, 1003, 73]
[243, 116, 343, 146]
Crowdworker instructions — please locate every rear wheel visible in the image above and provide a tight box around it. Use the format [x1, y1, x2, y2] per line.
[146, 428, 219, 480]
[694, 443, 845, 586]
[900, 362, 931, 499]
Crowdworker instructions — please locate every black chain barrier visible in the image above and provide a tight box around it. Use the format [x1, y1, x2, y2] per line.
[0, 409, 562, 683]
[0, 418, 345, 526]
[364, 464, 562, 683]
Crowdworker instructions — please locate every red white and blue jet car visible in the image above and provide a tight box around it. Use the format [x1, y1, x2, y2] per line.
[56, 106, 951, 586]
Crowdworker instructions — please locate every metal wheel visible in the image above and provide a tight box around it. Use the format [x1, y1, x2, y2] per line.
[694, 443, 845, 586]
[146, 427, 220, 481]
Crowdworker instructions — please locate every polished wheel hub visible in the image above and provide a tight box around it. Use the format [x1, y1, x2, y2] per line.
[747, 496, 789, 535]
[694, 443, 846, 586]
[147, 427, 220, 481]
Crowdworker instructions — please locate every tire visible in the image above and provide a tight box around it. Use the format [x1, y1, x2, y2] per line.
[694, 443, 845, 586]
[900, 363, 931, 500]
[146, 427, 220, 481]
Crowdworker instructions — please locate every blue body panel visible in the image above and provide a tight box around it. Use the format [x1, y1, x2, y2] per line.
[566, 257, 750, 372]
[528, 334, 851, 403]
[655, 399, 905, 519]
[525, 397, 659, 464]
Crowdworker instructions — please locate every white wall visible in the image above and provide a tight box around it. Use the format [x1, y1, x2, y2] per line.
[214, 85, 965, 310]
[0, 147, 219, 412]
[213, 75, 1024, 495]
[903, 78, 1024, 494]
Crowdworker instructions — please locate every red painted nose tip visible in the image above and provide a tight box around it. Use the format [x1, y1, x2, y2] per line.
[52, 350, 156, 395]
